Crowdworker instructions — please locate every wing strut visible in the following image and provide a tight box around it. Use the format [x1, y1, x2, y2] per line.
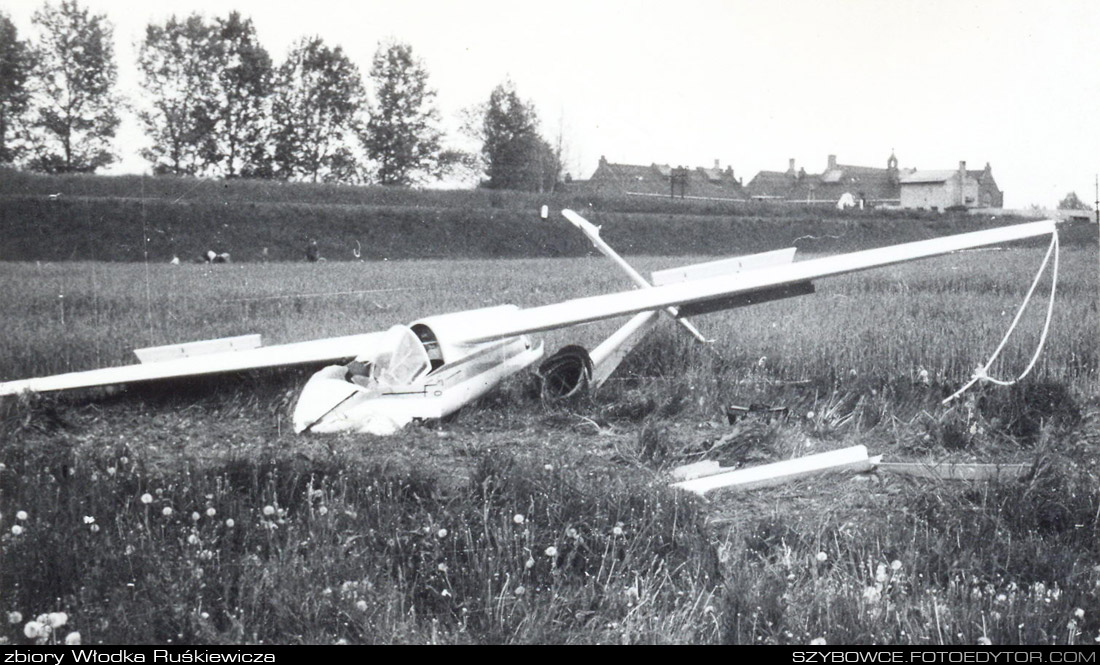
[562, 209, 711, 343]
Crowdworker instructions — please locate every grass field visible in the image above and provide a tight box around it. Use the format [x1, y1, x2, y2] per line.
[1, 239, 1098, 644]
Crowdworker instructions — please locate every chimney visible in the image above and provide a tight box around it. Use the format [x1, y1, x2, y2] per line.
[828, 154, 837, 170]
[714, 159, 720, 169]
[958, 160, 966, 178]
[788, 158, 796, 174]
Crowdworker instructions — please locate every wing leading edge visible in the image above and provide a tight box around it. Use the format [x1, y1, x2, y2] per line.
[456, 219, 1057, 344]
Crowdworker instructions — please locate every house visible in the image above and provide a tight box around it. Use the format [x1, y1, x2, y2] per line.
[584, 156, 746, 199]
[745, 153, 905, 207]
[898, 161, 1004, 211]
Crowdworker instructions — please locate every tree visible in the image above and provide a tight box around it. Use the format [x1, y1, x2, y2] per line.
[362, 41, 441, 186]
[213, 12, 272, 178]
[0, 12, 33, 164]
[1058, 191, 1091, 211]
[271, 37, 365, 183]
[477, 80, 560, 192]
[27, 0, 120, 173]
[137, 14, 222, 176]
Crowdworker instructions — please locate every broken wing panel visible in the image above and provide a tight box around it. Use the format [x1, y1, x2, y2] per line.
[457, 220, 1056, 343]
[0, 332, 390, 396]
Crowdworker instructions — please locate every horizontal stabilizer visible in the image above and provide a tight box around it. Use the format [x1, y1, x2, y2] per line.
[134, 334, 262, 364]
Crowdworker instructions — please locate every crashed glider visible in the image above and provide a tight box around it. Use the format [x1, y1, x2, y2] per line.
[0, 212, 1057, 435]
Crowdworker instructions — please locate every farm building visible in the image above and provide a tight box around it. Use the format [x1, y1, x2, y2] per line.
[898, 161, 1004, 211]
[745, 153, 905, 207]
[582, 156, 746, 199]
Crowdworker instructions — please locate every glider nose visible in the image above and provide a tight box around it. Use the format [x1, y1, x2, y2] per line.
[292, 366, 360, 433]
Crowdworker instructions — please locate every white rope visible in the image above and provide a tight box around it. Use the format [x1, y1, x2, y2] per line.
[942, 229, 1059, 404]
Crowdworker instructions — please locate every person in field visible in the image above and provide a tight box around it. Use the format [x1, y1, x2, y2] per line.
[306, 239, 321, 262]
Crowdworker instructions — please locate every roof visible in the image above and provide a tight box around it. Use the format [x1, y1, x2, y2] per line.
[899, 170, 958, 184]
[747, 163, 903, 202]
[585, 159, 745, 198]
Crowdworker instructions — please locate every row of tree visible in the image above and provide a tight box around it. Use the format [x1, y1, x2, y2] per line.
[0, 1, 562, 190]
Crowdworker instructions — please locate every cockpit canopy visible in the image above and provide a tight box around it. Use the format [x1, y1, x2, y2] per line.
[349, 325, 431, 390]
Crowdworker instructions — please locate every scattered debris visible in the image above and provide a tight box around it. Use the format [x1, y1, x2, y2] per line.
[875, 461, 1031, 481]
[672, 445, 873, 495]
[726, 403, 788, 424]
[671, 446, 1033, 496]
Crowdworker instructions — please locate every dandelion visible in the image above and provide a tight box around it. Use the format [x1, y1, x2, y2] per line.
[1075, 608, 1086, 619]
[543, 464, 553, 472]
[162, 507, 173, 517]
[206, 508, 216, 518]
[545, 546, 558, 557]
[318, 506, 328, 516]
[263, 505, 275, 516]
[525, 557, 535, 570]
[23, 621, 44, 639]
[11, 525, 23, 536]
[140, 493, 153, 504]
[514, 586, 526, 596]
[612, 525, 624, 536]
[120, 456, 129, 465]
[187, 534, 199, 545]
[437, 528, 448, 539]
[862, 586, 881, 604]
[566, 527, 578, 539]
[891, 559, 903, 571]
[977, 636, 992, 646]
[64, 631, 81, 646]
[809, 637, 827, 646]
[875, 564, 888, 583]
[334, 638, 348, 645]
[83, 516, 95, 524]
[437, 563, 448, 573]
[106, 467, 116, 476]
[441, 589, 451, 598]
[15, 511, 28, 521]
[191, 512, 201, 522]
[8, 612, 22, 624]
[90, 524, 100, 533]
[806, 411, 815, 419]
[46, 612, 67, 628]
[513, 514, 525, 525]
[225, 519, 235, 528]
[816, 551, 828, 563]
[355, 600, 368, 612]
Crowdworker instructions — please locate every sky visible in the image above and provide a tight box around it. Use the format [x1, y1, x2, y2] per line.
[5, 0, 1099, 208]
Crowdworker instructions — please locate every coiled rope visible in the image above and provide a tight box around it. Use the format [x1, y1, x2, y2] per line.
[942, 229, 1059, 404]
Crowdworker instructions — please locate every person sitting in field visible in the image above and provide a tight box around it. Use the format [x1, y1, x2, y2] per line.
[306, 239, 321, 262]
[203, 250, 231, 263]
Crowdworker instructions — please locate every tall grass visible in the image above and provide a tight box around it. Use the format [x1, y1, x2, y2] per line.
[0, 433, 721, 644]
